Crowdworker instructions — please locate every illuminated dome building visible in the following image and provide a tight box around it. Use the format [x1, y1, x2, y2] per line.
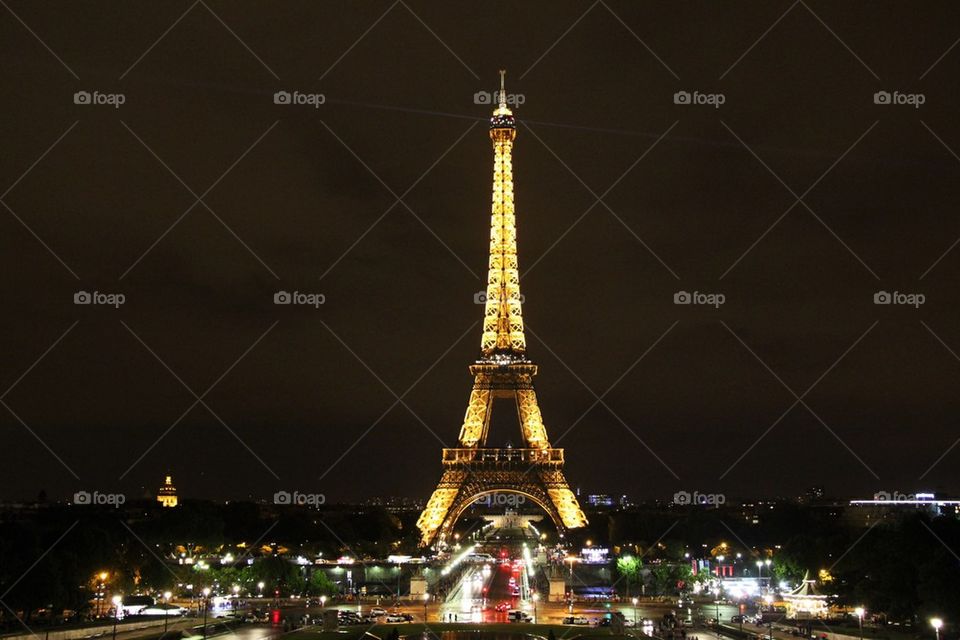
[157, 475, 178, 508]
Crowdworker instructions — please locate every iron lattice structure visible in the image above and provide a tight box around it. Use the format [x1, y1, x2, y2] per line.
[417, 73, 588, 547]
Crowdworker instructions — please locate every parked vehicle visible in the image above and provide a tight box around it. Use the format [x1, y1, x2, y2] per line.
[507, 610, 531, 622]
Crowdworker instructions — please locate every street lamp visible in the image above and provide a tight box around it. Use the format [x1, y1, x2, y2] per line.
[422, 592, 429, 623]
[715, 600, 721, 639]
[257, 581, 265, 597]
[756, 560, 764, 586]
[163, 591, 173, 633]
[201, 587, 211, 640]
[533, 593, 539, 624]
[320, 595, 327, 610]
[854, 607, 865, 640]
[931, 618, 943, 640]
[632, 597, 638, 627]
[98, 572, 109, 617]
[111, 596, 122, 640]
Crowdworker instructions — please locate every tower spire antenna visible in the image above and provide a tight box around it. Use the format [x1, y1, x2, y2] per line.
[498, 69, 506, 108]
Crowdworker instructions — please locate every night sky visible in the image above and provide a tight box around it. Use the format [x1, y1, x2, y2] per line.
[1, 1, 959, 505]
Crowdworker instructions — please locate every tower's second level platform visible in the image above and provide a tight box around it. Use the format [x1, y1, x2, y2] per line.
[441, 447, 564, 467]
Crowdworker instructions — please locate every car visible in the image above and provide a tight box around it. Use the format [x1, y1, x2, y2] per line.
[385, 614, 407, 623]
[371, 608, 387, 617]
[495, 602, 510, 612]
[732, 615, 745, 623]
[507, 610, 528, 621]
[563, 616, 589, 625]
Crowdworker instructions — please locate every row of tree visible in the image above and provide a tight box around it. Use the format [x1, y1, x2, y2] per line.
[605, 509, 960, 624]
[0, 501, 410, 621]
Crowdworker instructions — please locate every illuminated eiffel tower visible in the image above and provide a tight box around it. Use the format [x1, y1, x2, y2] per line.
[417, 72, 588, 548]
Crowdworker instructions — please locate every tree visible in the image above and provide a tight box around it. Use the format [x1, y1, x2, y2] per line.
[307, 570, 338, 596]
[616, 555, 642, 597]
[251, 556, 301, 594]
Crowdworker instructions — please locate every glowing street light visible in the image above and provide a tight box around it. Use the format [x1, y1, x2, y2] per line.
[422, 592, 429, 622]
[111, 596, 122, 640]
[632, 597, 638, 627]
[320, 595, 327, 609]
[201, 588, 211, 640]
[257, 581, 265, 595]
[931, 618, 943, 640]
[163, 591, 173, 632]
[854, 607, 865, 640]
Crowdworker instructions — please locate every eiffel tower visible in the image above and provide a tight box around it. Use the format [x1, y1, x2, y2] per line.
[417, 71, 588, 548]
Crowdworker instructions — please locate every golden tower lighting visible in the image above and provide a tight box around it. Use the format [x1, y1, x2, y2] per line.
[417, 71, 588, 547]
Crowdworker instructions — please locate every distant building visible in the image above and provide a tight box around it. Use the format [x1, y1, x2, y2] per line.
[586, 494, 614, 507]
[157, 475, 178, 507]
[846, 492, 960, 526]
